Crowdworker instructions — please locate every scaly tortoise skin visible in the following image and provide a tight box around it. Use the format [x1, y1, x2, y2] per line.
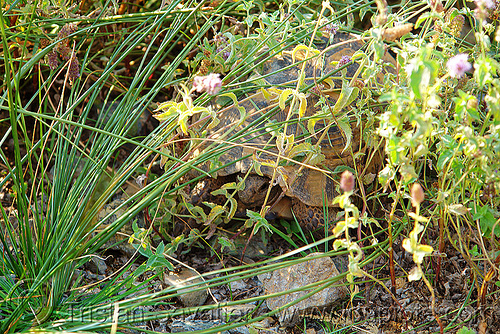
[192, 32, 392, 230]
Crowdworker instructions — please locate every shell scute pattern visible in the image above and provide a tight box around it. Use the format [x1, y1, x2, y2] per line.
[194, 32, 387, 228]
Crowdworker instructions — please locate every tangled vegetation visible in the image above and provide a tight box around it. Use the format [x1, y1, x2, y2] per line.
[0, 0, 499, 332]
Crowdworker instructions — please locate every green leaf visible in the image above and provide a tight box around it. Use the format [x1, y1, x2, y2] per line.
[218, 236, 236, 252]
[456, 326, 476, 334]
[473, 205, 500, 237]
[474, 56, 500, 89]
[246, 209, 273, 234]
[333, 83, 359, 114]
[400, 164, 418, 183]
[288, 142, 325, 165]
[336, 117, 353, 152]
[485, 79, 500, 121]
[415, 12, 434, 29]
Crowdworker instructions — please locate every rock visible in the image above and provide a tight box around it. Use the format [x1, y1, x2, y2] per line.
[257, 253, 348, 327]
[247, 317, 279, 334]
[229, 277, 247, 291]
[169, 319, 250, 333]
[163, 268, 208, 307]
[230, 235, 270, 259]
[170, 320, 227, 333]
[85, 256, 107, 275]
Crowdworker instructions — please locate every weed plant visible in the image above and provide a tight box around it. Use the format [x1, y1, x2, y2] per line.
[0, 0, 499, 332]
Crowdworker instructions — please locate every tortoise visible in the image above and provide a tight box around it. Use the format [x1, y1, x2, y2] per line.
[189, 32, 395, 230]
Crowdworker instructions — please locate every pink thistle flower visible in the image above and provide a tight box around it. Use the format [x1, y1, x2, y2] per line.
[193, 73, 222, 95]
[474, 0, 496, 20]
[324, 23, 339, 36]
[446, 54, 472, 78]
[336, 55, 352, 69]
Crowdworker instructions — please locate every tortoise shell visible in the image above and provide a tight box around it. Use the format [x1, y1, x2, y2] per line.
[193, 32, 390, 214]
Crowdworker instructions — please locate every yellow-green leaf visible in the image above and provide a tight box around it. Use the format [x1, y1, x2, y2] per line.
[336, 117, 353, 152]
[333, 83, 359, 113]
[298, 92, 307, 118]
[291, 44, 319, 63]
[206, 205, 226, 225]
[220, 92, 246, 125]
[279, 89, 294, 110]
[160, 146, 170, 169]
[276, 133, 294, 156]
[447, 204, 471, 216]
[408, 212, 429, 222]
[307, 117, 319, 138]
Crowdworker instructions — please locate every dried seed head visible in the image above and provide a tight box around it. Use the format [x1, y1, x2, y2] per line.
[450, 15, 465, 38]
[411, 183, 425, 207]
[382, 23, 413, 42]
[199, 59, 210, 75]
[431, 22, 442, 44]
[46, 51, 58, 70]
[68, 53, 80, 83]
[456, 74, 469, 89]
[340, 170, 355, 193]
[55, 44, 72, 60]
[40, 38, 50, 48]
[58, 23, 78, 39]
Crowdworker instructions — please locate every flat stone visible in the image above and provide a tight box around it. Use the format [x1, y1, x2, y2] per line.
[257, 253, 348, 327]
[163, 268, 208, 307]
[85, 256, 107, 275]
[229, 277, 247, 291]
[169, 320, 250, 333]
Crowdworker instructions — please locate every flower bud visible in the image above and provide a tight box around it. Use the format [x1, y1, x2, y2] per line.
[340, 170, 355, 193]
[467, 97, 478, 110]
[411, 183, 425, 207]
[450, 15, 465, 38]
